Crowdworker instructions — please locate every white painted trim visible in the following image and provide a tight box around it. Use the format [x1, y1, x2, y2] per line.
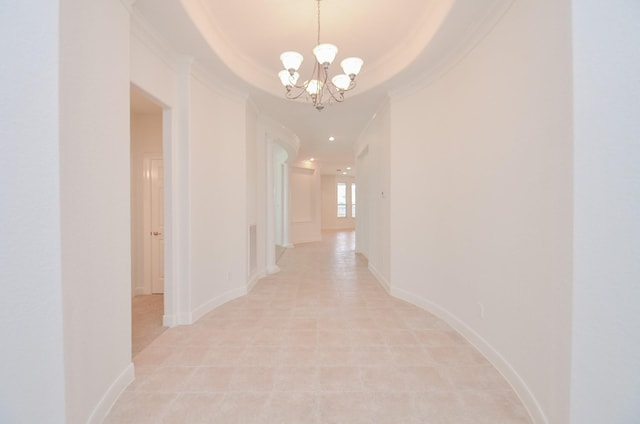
[119, 0, 137, 13]
[267, 265, 281, 275]
[190, 287, 247, 323]
[162, 311, 193, 327]
[390, 286, 546, 424]
[368, 263, 391, 293]
[355, 97, 390, 157]
[130, 11, 179, 70]
[87, 363, 135, 424]
[257, 117, 301, 161]
[162, 314, 177, 327]
[247, 271, 266, 293]
[290, 236, 322, 244]
[389, 0, 515, 99]
[190, 62, 249, 104]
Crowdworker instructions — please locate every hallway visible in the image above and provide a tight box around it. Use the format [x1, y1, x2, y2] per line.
[106, 231, 531, 423]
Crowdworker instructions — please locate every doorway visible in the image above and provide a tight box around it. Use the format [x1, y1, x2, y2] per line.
[130, 85, 166, 356]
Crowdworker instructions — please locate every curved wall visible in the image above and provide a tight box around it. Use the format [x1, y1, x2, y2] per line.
[388, 1, 572, 423]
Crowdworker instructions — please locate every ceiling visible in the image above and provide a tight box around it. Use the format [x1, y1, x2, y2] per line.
[132, 0, 513, 174]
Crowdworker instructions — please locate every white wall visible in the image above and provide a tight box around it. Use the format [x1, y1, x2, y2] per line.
[59, 1, 134, 422]
[188, 74, 248, 320]
[246, 103, 264, 284]
[0, 2, 67, 422]
[290, 164, 322, 244]
[571, 1, 640, 422]
[130, 110, 163, 296]
[274, 145, 287, 246]
[321, 174, 356, 230]
[354, 102, 391, 288]
[388, 2, 572, 423]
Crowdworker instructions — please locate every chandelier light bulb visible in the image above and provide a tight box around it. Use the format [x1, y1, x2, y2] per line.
[313, 43, 338, 66]
[279, 70, 299, 87]
[331, 74, 351, 91]
[280, 51, 303, 72]
[305, 79, 323, 96]
[341, 57, 364, 79]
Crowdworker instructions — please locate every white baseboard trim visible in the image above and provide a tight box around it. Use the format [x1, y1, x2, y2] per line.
[368, 263, 390, 293]
[247, 271, 266, 293]
[87, 362, 135, 424]
[163, 311, 196, 327]
[267, 265, 281, 274]
[162, 314, 176, 327]
[390, 286, 547, 424]
[162, 286, 250, 327]
[291, 236, 322, 244]
[190, 287, 247, 323]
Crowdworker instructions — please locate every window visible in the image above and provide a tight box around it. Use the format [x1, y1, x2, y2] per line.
[337, 183, 347, 217]
[351, 183, 356, 218]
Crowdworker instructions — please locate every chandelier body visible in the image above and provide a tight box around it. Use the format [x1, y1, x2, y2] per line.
[278, 0, 363, 111]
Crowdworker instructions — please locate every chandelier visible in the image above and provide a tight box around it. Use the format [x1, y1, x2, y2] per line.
[278, 0, 364, 111]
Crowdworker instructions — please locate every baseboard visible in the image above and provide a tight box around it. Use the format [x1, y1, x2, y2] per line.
[368, 262, 390, 293]
[162, 314, 176, 327]
[162, 286, 250, 327]
[190, 287, 247, 323]
[291, 236, 322, 244]
[390, 286, 547, 424]
[247, 271, 266, 292]
[267, 264, 281, 274]
[87, 362, 135, 424]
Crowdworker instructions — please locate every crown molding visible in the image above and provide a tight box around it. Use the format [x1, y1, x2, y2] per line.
[189, 61, 249, 105]
[258, 115, 301, 161]
[130, 9, 180, 69]
[389, 0, 516, 99]
[119, 0, 137, 14]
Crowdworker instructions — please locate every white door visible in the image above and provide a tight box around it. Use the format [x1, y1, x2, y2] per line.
[149, 158, 164, 293]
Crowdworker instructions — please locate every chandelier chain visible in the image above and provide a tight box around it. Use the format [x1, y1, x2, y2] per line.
[317, 0, 321, 45]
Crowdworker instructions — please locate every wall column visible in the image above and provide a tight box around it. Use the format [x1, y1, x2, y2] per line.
[165, 56, 193, 326]
[282, 162, 294, 248]
[265, 136, 280, 274]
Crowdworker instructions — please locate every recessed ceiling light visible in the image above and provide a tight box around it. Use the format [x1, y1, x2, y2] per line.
[329, 136, 335, 142]
[342, 172, 348, 175]
[309, 157, 315, 161]
[346, 167, 351, 170]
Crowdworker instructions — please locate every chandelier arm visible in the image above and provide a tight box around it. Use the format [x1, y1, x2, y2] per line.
[324, 82, 346, 103]
[284, 86, 311, 101]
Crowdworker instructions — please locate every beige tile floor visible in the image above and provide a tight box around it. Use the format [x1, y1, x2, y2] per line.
[132, 294, 166, 357]
[106, 231, 532, 423]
